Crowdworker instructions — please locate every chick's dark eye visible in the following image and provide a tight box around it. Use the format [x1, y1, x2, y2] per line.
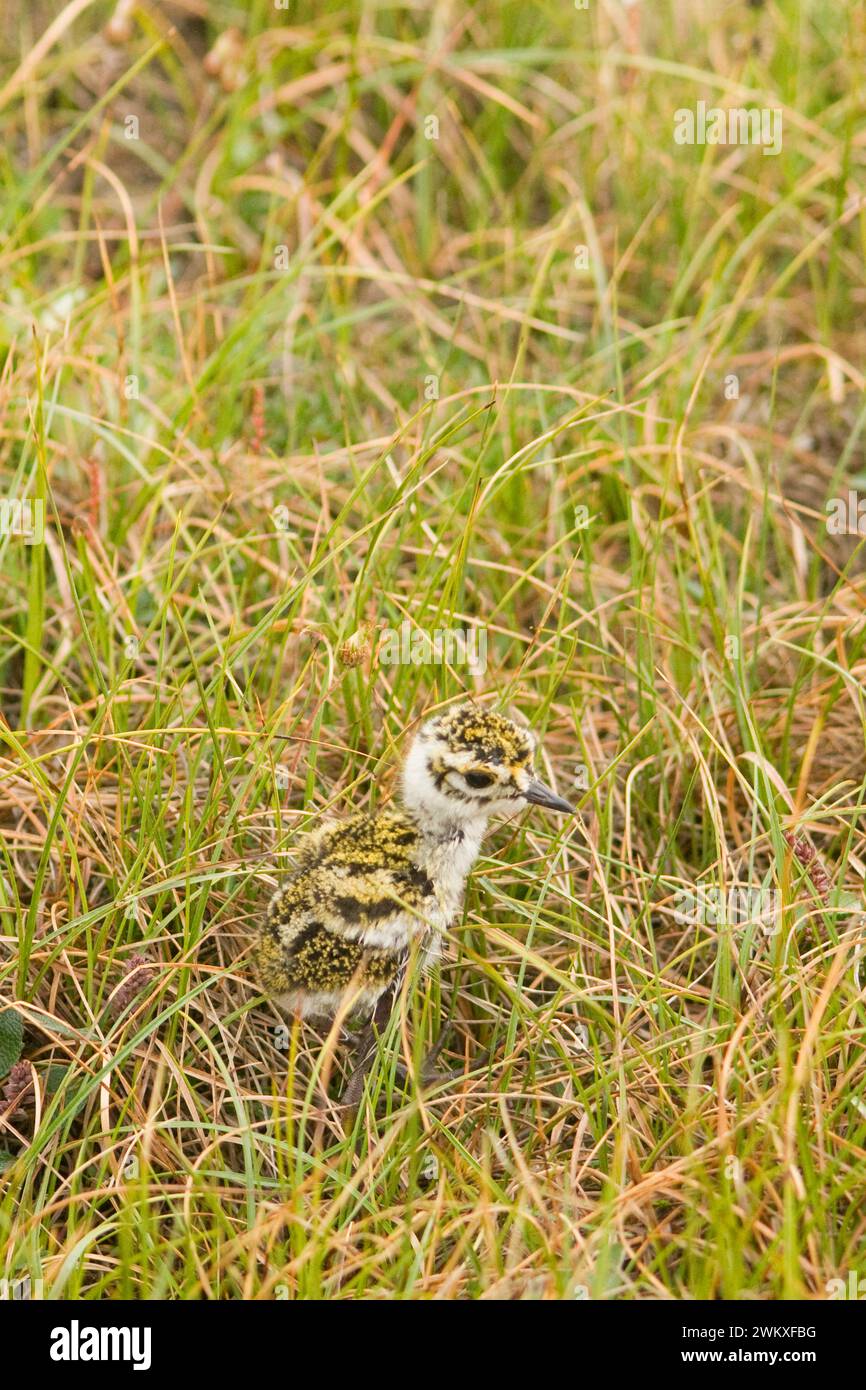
[464, 771, 494, 789]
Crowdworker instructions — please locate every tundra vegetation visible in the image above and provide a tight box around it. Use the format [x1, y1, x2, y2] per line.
[0, 0, 864, 1300]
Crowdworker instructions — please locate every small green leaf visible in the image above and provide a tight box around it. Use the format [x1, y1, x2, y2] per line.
[0, 1008, 24, 1079]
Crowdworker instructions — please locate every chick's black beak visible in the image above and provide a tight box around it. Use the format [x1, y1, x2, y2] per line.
[524, 777, 574, 814]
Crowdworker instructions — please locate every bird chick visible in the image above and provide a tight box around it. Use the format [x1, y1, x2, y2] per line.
[256, 702, 573, 1090]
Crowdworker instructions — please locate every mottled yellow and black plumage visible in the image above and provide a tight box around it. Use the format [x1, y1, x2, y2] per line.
[257, 812, 437, 1013]
[256, 702, 573, 1025]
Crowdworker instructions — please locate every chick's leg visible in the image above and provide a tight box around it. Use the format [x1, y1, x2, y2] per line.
[342, 976, 400, 1106]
